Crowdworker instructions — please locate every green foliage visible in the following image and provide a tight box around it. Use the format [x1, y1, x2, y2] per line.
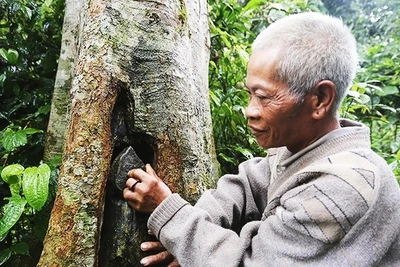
[208, 0, 264, 174]
[337, 0, 400, 181]
[0, 0, 64, 166]
[0, 161, 52, 265]
[0, 164, 24, 185]
[0, 152, 57, 266]
[0, 0, 64, 264]
[0, 196, 27, 237]
[1, 126, 43, 153]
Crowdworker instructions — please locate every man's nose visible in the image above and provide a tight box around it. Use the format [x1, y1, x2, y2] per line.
[245, 104, 261, 120]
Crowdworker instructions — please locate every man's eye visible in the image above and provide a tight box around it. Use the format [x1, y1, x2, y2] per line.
[256, 94, 268, 100]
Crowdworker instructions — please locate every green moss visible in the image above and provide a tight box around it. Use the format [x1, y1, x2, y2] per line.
[176, 0, 188, 34]
[178, 3, 187, 26]
[200, 172, 217, 190]
[62, 188, 80, 205]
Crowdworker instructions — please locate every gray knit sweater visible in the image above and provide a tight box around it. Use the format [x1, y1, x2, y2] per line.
[148, 119, 400, 266]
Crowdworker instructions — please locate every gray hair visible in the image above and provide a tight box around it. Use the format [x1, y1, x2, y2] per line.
[252, 12, 358, 115]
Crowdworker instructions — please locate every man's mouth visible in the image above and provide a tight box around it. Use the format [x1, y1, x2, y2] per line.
[248, 125, 264, 136]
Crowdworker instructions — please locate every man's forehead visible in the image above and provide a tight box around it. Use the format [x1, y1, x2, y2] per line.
[247, 49, 281, 74]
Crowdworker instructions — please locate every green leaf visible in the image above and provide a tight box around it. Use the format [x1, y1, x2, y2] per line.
[0, 249, 12, 265]
[347, 90, 359, 98]
[269, 2, 289, 11]
[366, 83, 383, 93]
[375, 86, 399, 96]
[22, 164, 50, 211]
[10, 183, 21, 196]
[13, 84, 20, 96]
[242, 0, 266, 13]
[218, 153, 237, 165]
[235, 147, 254, 159]
[3, 49, 19, 65]
[44, 0, 53, 6]
[10, 242, 30, 256]
[236, 46, 249, 67]
[37, 105, 51, 115]
[377, 104, 397, 113]
[23, 6, 33, 19]
[2, 128, 28, 151]
[0, 48, 7, 62]
[0, 231, 7, 242]
[0, 196, 27, 236]
[47, 154, 62, 168]
[10, 2, 21, 13]
[0, 73, 6, 85]
[1, 164, 24, 184]
[354, 82, 367, 89]
[209, 91, 221, 106]
[22, 128, 44, 135]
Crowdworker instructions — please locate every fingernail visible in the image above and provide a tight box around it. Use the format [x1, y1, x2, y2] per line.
[140, 258, 148, 266]
[141, 243, 148, 251]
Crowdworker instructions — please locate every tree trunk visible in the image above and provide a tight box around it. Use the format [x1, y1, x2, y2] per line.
[39, 0, 217, 266]
[43, 0, 82, 162]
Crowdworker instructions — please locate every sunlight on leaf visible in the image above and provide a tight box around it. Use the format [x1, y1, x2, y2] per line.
[22, 164, 50, 211]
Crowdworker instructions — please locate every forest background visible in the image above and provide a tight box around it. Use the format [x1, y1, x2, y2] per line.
[0, 0, 399, 265]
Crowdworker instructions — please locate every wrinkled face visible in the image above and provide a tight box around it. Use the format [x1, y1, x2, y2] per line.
[245, 48, 313, 152]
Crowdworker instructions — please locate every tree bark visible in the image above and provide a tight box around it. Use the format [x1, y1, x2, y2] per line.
[43, 0, 82, 162]
[39, 0, 217, 266]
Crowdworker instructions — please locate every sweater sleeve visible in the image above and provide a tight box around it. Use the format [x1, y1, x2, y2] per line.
[147, 154, 381, 266]
[194, 157, 270, 231]
[147, 157, 270, 266]
[149, 156, 270, 237]
[147, 194, 254, 266]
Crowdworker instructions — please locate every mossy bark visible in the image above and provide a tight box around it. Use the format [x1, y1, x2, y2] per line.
[39, 0, 217, 265]
[43, 0, 82, 163]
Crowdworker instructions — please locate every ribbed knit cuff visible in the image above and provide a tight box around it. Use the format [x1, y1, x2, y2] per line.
[148, 193, 189, 238]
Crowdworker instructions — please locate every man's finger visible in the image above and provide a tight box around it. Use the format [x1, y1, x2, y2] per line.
[126, 178, 141, 191]
[140, 251, 173, 266]
[145, 164, 158, 177]
[128, 167, 155, 183]
[167, 258, 180, 267]
[127, 168, 143, 178]
[147, 229, 155, 236]
[141, 241, 164, 252]
[123, 187, 134, 199]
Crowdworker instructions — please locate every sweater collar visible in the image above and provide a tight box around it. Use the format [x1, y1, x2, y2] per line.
[271, 119, 371, 169]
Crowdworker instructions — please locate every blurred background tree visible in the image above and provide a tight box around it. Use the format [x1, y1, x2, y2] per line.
[0, 0, 399, 265]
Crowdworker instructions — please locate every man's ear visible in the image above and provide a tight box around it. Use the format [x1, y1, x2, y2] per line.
[310, 80, 336, 120]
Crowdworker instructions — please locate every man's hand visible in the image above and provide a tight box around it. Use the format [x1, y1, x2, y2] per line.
[123, 164, 172, 213]
[140, 240, 180, 266]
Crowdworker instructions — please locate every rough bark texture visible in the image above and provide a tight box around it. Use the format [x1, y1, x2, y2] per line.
[43, 0, 82, 162]
[39, 0, 217, 266]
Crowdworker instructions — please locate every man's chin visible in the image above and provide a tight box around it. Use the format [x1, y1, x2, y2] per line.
[256, 139, 281, 150]
[256, 140, 271, 149]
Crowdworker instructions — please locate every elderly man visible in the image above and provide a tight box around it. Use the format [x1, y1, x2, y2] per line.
[123, 12, 400, 266]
